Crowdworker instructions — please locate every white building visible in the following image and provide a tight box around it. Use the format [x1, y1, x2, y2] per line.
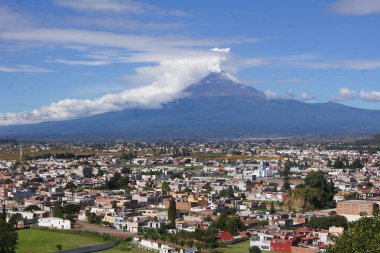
[250, 233, 273, 251]
[253, 167, 276, 178]
[38, 217, 71, 229]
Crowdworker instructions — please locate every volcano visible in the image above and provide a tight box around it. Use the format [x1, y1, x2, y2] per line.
[1, 71, 380, 140]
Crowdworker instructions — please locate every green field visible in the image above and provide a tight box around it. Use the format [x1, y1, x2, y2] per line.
[218, 240, 272, 253]
[17, 229, 110, 253]
[104, 240, 252, 253]
[17, 229, 256, 253]
[102, 243, 146, 253]
[218, 240, 250, 253]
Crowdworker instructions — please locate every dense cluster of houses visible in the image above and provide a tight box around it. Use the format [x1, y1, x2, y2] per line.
[1, 141, 380, 252]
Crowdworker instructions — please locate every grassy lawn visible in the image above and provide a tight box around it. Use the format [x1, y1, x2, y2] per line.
[217, 240, 250, 253]
[105, 241, 252, 253]
[106, 240, 258, 253]
[17, 229, 108, 253]
[16, 230, 266, 253]
[102, 242, 146, 253]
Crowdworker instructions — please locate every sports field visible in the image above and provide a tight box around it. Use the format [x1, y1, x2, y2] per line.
[17, 229, 110, 253]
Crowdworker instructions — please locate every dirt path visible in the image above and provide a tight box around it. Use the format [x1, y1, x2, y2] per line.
[74, 221, 136, 239]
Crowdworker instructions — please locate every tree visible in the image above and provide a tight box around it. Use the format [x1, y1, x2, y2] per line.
[327, 211, 380, 252]
[270, 202, 276, 214]
[1, 203, 6, 221]
[202, 182, 213, 193]
[181, 187, 192, 194]
[304, 171, 335, 207]
[24, 205, 41, 212]
[307, 215, 348, 230]
[204, 216, 213, 222]
[285, 171, 337, 212]
[219, 186, 235, 198]
[225, 217, 243, 235]
[168, 198, 176, 228]
[64, 182, 77, 190]
[249, 246, 262, 253]
[0, 219, 18, 253]
[305, 171, 327, 188]
[350, 158, 364, 170]
[53, 204, 64, 218]
[87, 213, 102, 224]
[256, 220, 269, 227]
[161, 182, 171, 195]
[333, 157, 345, 169]
[120, 152, 136, 162]
[105, 172, 129, 190]
[281, 161, 292, 191]
[62, 204, 80, 215]
[211, 213, 228, 230]
[8, 213, 23, 228]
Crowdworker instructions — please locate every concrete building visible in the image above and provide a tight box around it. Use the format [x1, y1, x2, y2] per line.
[38, 217, 71, 229]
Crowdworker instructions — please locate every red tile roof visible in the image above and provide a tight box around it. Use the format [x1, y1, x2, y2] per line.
[217, 231, 234, 241]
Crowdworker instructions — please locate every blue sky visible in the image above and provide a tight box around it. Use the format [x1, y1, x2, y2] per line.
[1, 0, 380, 124]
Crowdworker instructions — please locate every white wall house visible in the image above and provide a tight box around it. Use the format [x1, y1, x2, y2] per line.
[38, 217, 71, 229]
[250, 233, 273, 251]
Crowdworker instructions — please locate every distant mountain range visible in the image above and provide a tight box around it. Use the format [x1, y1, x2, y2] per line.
[1, 71, 380, 140]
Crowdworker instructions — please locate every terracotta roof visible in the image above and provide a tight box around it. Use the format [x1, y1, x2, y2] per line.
[296, 227, 314, 233]
[217, 231, 234, 241]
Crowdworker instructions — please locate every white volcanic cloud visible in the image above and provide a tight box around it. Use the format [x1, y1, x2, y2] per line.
[286, 89, 295, 99]
[264, 89, 278, 100]
[0, 54, 225, 125]
[332, 87, 356, 101]
[360, 90, 380, 101]
[300, 92, 316, 101]
[330, 0, 380, 15]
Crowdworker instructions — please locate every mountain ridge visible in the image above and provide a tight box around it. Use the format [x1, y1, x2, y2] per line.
[1, 72, 380, 140]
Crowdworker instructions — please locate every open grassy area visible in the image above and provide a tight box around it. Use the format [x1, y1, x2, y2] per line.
[217, 240, 250, 253]
[17, 229, 109, 253]
[16, 229, 262, 253]
[102, 242, 147, 253]
[105, 240, 252, 253]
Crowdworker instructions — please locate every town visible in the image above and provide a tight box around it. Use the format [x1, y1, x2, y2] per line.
[1, 137, 379, 253]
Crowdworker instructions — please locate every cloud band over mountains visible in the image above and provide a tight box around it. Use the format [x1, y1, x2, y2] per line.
[0, 53, 226, 125]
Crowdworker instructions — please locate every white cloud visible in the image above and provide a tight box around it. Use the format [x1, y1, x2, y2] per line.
[340, 60, 380, 70]
[0, 54, 226, 125]
[45, 59, 111, 66]
[0, 65, 52, 73]
[286, 89, 295, 98]
[288, 58, 380, 70]
[70, 16, 182, 31]
[332, 87, 356, 101]
[264, 89, 314, 100]
[245, 54, 380, 70]
[211, 48, 230, 53]
[300, 92, 316, 101]
[264, 89, 278, 100]
[330, 0, 380, 15]
[359, 90, 380, 101]
[278, 79, 306, 83]
[1, 27, 258, 60]
[53, 0, 187, 16]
